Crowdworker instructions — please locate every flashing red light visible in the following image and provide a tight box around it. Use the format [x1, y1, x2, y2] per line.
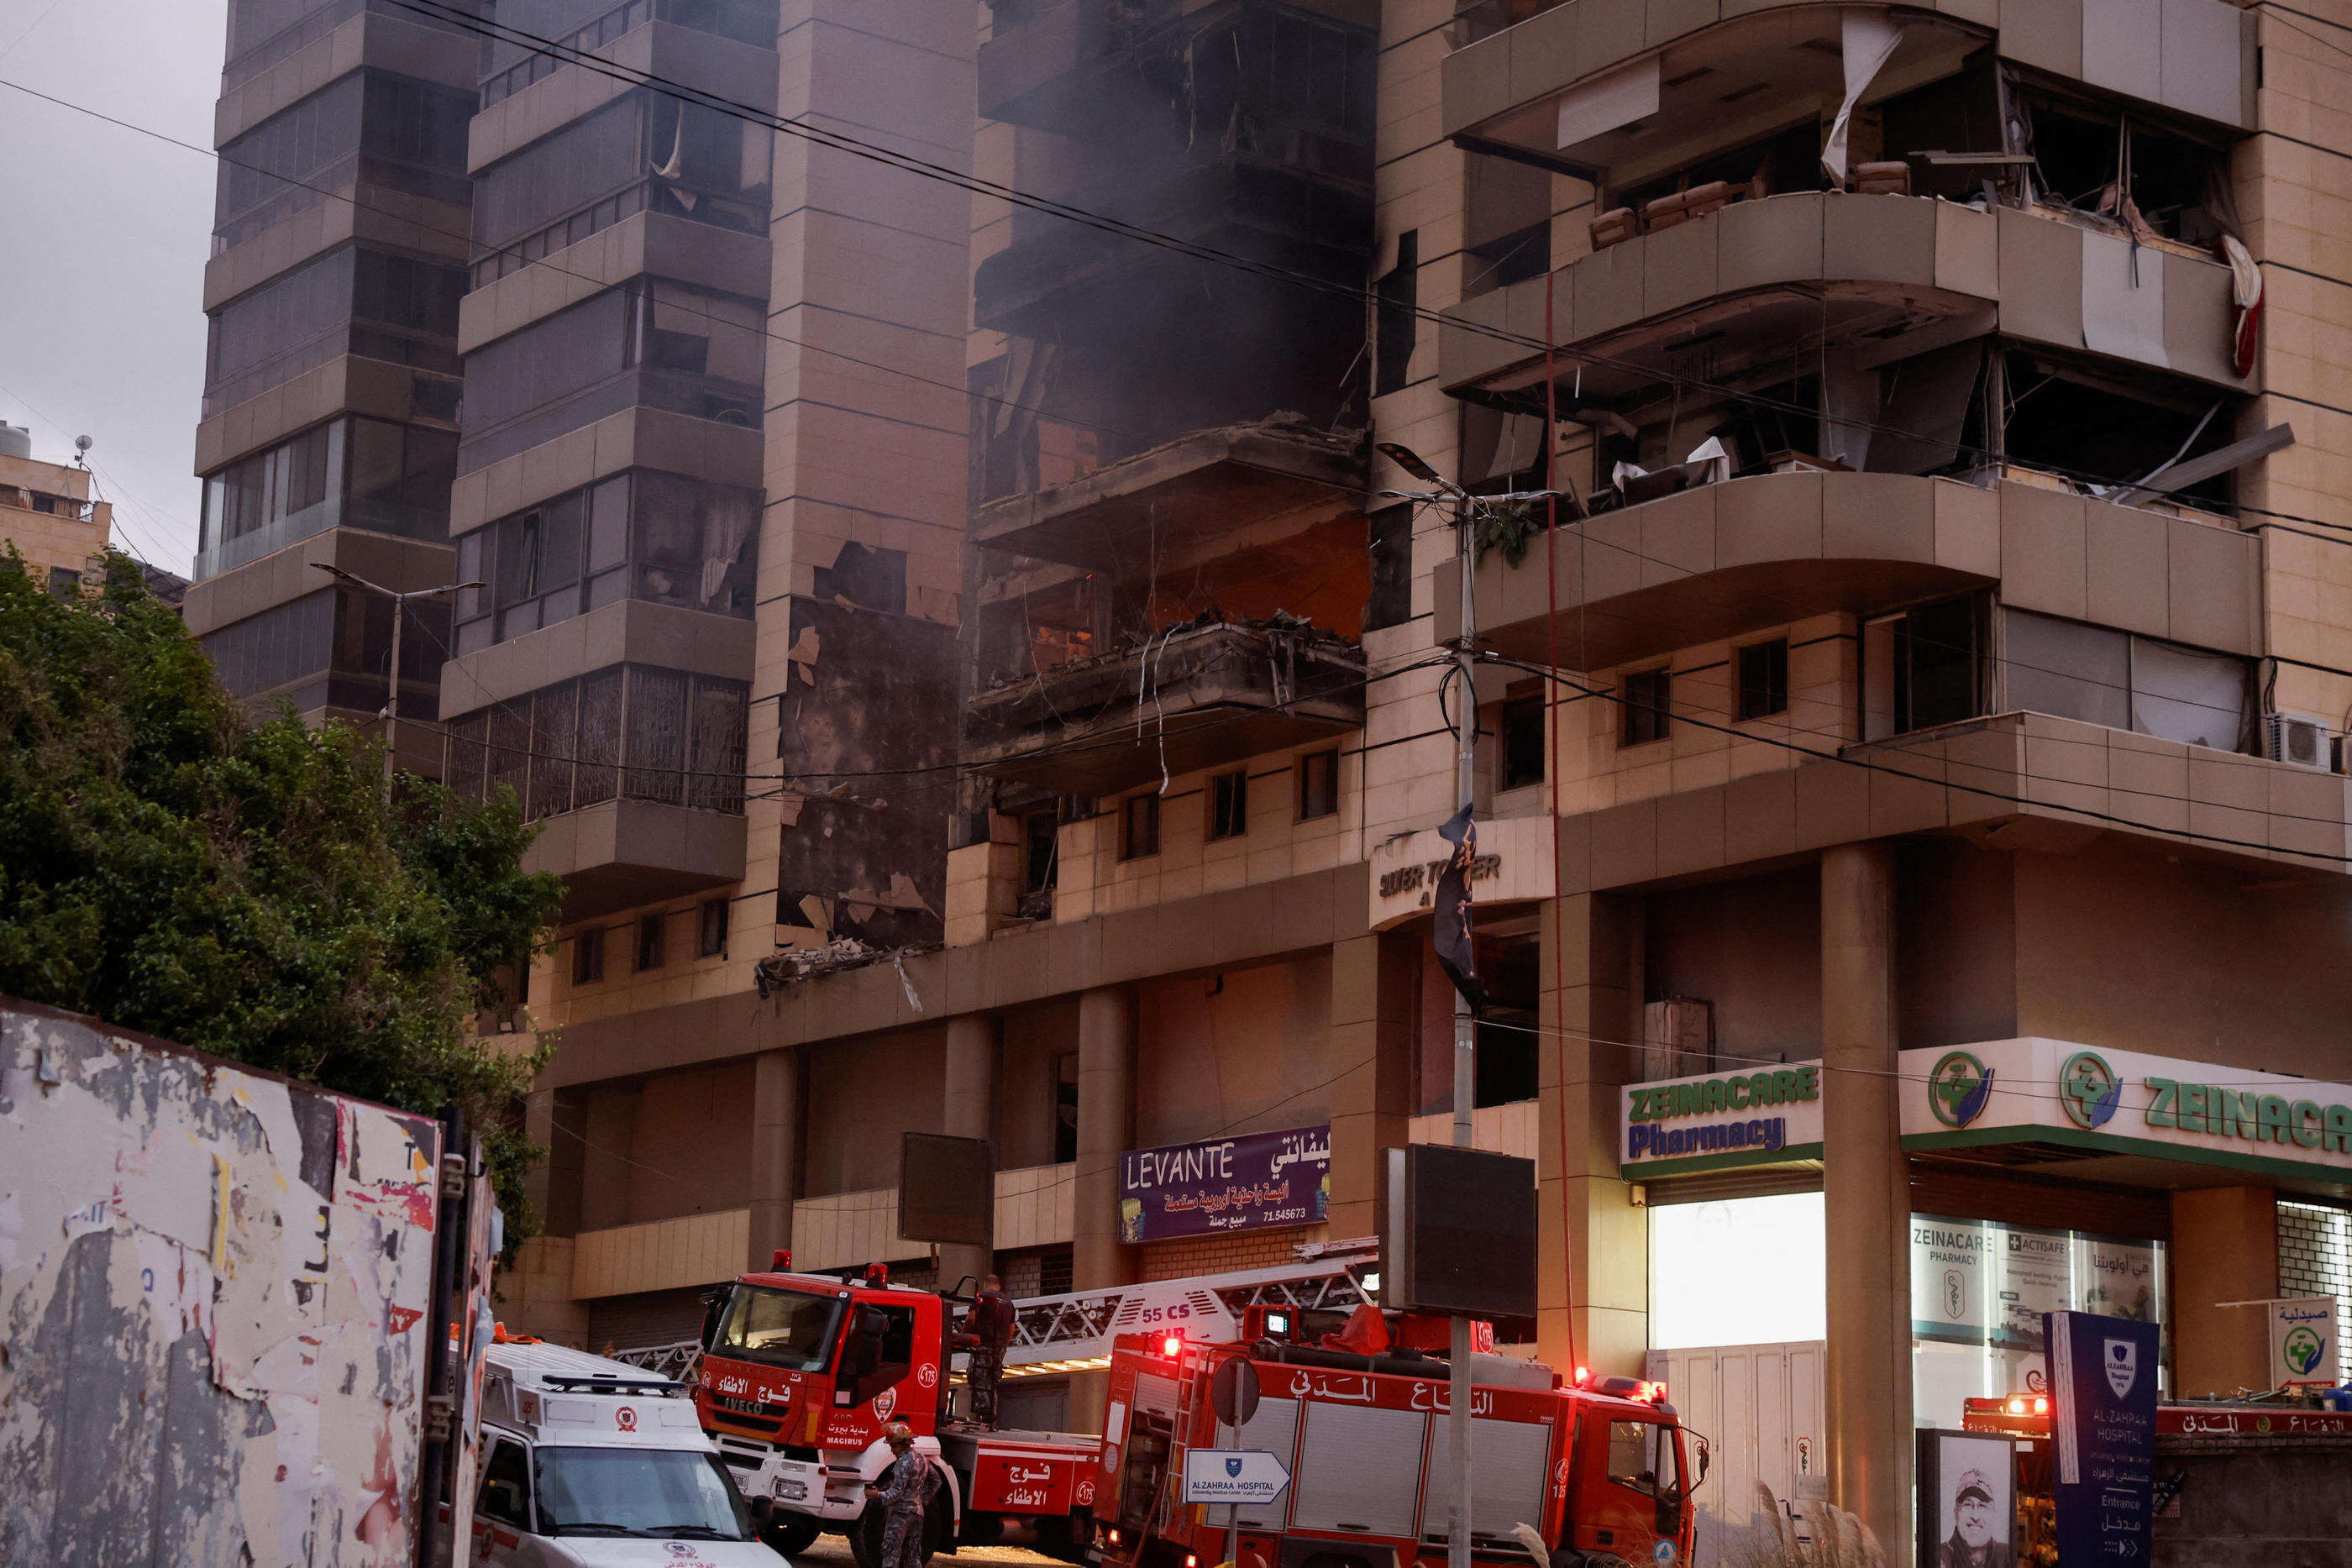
[772, 1249, 792, 1270]
[1574, 1366, 1590, 1387]
[1106, 1530, 1122, 1547]
[2006, 1397, 2025, 1415]
[1186, 1555, 1200, 1566]
[2034, 1397, 2049, 1414]
[1161, 1334, 1184, 1358]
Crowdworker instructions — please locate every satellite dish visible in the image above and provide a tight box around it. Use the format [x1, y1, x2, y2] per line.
[73, 435, 92, 454]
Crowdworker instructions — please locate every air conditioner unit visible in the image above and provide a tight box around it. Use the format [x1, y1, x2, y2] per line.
[2265, 711, 2333, 771]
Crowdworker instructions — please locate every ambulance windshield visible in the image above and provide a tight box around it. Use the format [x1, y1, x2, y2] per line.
[710, 1283, 844, 1371]
[534, 1446, 753, 1539]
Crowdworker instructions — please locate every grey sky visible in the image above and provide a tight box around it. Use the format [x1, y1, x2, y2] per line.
[0, 0, 228, 574]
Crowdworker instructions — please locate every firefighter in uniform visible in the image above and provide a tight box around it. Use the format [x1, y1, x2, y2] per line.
[864, 1419, 931, 1568]
[968, 1273, 1017, 1428]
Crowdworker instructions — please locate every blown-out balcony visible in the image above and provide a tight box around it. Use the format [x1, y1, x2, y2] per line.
[1440, 192, 2250, 403]
[1441, 0, 2253, 170]
[965, 619, 1365, 794]
[972, 417, 1366, 573]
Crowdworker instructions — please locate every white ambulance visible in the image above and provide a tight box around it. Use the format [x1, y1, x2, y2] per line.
[464, 1337, 785, 1566]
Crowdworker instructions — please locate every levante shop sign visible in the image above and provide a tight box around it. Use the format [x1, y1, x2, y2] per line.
[1620, 1063, 1824, 1172]
[1119, 1125, 1331, 1242]
[1898, 1038, 2352, 1178]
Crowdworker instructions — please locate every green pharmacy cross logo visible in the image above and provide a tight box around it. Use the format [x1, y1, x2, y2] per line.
[2284, 1325, 2327, 1377]
[1929, 1051, 1994, 1129]
[2059, 1051, 2123, 1129]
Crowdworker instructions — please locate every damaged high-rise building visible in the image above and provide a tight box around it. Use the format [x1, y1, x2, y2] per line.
[196, 2, 2352, 1560]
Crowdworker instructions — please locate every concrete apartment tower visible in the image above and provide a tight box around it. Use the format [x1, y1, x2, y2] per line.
[202, 2, 2352, 1561]
[189, 1, 477, 753]
[0, 426, 113, 592]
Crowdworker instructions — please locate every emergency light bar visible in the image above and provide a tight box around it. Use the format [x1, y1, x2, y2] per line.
[540, 1373, 686, 1397]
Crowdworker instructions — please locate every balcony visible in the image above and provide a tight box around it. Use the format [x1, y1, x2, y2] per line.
[522, 799, 748, 920]
[1435, 469, 2260, 672]
[972, 417, 1366, 571]
[965, 619, 1366, 794]
[1440, 192, 2248, 402]
[1441, 0, 2251, 169]
[1562, 710, 2351, 897]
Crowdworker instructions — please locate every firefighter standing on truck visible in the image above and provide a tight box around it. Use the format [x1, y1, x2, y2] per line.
[968, 1273, 1016, 1427]
[865, 1420, 930, 1568]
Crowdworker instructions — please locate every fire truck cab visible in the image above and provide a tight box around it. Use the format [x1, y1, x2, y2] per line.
[693, 1261, 1099, 1565]
[1095, 1315, 1704, 1568]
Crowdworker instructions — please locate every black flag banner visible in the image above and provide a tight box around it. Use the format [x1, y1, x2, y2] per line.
[1431, 805, 1485, 1012]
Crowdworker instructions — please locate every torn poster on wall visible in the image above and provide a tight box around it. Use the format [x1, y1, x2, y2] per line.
[0, 996, 444, 1566]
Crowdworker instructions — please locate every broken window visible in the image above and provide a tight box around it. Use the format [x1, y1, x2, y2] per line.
[2013, 88, 2234, 244]
[1463, 153, 1551, 300]
[1738, 638, 1790, 720]
[1298, 748, 1340, 821]
[2002, 608, 2251, 752]
[1366, 501, 1415, 632]
[1120, 793, 1160, 861]
[1863, 595, 1988, 740]
[1613, 118, 1829, 218]
[636, 912, 667, 972]
[573, 925, 606, 985]
[1375, 231, 1419, 396]
[1499, 691, 1546, 791]
[698, 896, 731, 958]
[1622, 666, 1672, 747]
[2001, 352, 2238, 505]
[1022, 811, 1060, 910]
[1209, 771, 1249, 841]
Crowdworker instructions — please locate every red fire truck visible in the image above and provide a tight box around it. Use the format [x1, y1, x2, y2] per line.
[692, 1257, 1102, 1564]
[1095, 1314, 1708, 1568]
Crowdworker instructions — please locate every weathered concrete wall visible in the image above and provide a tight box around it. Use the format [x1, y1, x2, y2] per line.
[0, 999, 442, 1566]
[2153, 1447, 2352, 1567]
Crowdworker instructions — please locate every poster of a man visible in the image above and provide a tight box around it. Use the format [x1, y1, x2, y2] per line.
[1922, 1434, 2016, 1568]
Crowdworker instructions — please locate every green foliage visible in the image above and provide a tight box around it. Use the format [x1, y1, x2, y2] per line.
[1473, 500, 1544, 568]
[0, 552, 566, 1243]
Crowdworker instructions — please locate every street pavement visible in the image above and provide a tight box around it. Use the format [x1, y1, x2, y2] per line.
[789, 1537, 1065, 1568]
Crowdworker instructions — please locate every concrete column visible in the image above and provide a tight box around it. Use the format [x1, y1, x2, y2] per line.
[1536, 892, 1646, 1375]
[2171, 1187, 2279, 1395]
[1327, 931, 1415, 1240]
[1820, 843, 1911, 1564]
[1070, 985, 1136, 1432]
[748, 1047, 800, 1272]
[937, 1014, 1000, 1293]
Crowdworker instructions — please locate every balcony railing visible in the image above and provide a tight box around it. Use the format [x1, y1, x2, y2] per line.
[967, 618, 1365, 794]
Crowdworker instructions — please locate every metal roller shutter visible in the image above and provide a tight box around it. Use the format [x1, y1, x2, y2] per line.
[1290, 1401, 1426, 1538]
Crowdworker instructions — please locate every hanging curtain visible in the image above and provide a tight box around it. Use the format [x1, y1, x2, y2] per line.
[1823, 12, 1905, 186]
[700, 486, 758, 607]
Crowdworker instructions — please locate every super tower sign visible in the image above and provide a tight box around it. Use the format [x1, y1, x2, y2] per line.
[1120, 1126, 1330, 1241]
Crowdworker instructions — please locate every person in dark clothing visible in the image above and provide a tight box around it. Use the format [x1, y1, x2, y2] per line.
[968, 1273, 1017, 1428]
[864, 1420, 931, 1568]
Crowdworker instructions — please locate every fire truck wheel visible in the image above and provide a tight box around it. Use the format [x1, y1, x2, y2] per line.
[761, 1515, 823, 1556]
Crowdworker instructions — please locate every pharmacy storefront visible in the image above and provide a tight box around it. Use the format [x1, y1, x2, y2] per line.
[1622, 1041, 2352, 1560]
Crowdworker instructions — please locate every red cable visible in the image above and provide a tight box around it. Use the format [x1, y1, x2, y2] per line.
[1541, 265, 1578, 1382]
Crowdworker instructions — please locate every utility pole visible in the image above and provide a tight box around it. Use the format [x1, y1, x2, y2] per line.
[1376, 443, 1565, 1568]
[314, 564, 482, 800]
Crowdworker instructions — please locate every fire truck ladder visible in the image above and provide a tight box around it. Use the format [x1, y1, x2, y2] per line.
[1003, 1243, 1378, 1376]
